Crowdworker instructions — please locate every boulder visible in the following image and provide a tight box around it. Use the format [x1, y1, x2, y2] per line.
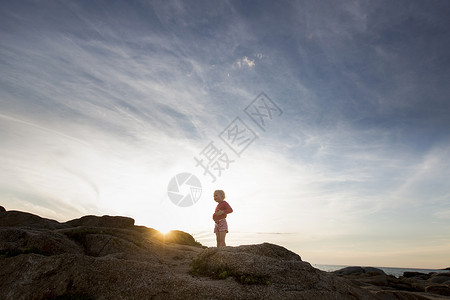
[426, 272, 450, 285]
[191, 243, 376, 299]
[161, 230, 203, 247]
[350, 274, 391, 288]
[230, 242, 302, 261]
[428, 275, 450, 284]
[333, 266, 386, 276]
[0, 211, 65, 230]
[364, 267, 387, 276]
[82, 233, 151, 257]
[334, 266, 365, 276]
[401, 277, 429, 293]
[425, 285, 450, 296]
[192, 243, 304, 281]
[402, 272, 431, 280]
[0, 206, 6, 213]
[337, 267, 450, 298]
[0, 228, 82, 256]
[65, 215, 135, 228]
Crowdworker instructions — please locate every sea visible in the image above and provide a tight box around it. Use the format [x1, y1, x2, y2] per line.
[313, 264, 449, 278]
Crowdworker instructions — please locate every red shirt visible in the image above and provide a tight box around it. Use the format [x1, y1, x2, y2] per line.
[213, 200, 233, 223]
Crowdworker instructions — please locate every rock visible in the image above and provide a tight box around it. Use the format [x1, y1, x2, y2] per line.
[0, 228, 82, 256]
[0, 206, 6, 213]
[337, 266, 450, 299]
[374, 290, 434, 300]
[192, 243, 304, 280]
[0, 211, 65, 230]
[231, 242, 302, 261]
[334, 266, 365, 276]
[161, 230, 203, 247]
[425, 285, 450, 296]
[191, 244, 376, 299]
[431, 272, 450, 277]
[401, 277, 429, 293]
[0, 209, 384, 299]
[428, 275, 450, 284]
[427, 272, 450, 286]
[364, 267, 387, 276]
[0, 253, 179, 299]
[65, 215, 135, 228]
[403, 272, 431, 280]
[333, 266, 386, 276]
[351, 274, 392, 288]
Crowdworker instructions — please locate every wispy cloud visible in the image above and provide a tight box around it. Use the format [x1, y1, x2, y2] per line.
[1, 0, 450, 268]
[235, 56, 255, 68]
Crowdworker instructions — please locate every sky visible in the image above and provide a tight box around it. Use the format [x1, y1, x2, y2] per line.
[1, 0, 450, 269]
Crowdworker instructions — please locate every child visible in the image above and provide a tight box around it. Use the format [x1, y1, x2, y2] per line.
[213, 190, 233, 247]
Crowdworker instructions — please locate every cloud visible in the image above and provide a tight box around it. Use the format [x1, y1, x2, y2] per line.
[0, 1, 271, 228]
[2, 0, 450, 268]
[1, 20, 220, 139]
[235, 56, 255, 68]
[391, 144, 450, 205]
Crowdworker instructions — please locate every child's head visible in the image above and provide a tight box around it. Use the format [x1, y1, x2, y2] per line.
[214, 190, 225, 202]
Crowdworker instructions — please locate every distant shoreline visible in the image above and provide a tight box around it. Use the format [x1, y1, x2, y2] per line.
[314, 264, 450, 278]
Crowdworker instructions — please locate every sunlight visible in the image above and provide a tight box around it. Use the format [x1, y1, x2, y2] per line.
[157, 224, 173, 235]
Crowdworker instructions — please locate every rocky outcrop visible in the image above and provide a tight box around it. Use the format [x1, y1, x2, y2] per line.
[333, 266, 450, 299]
[65, 215, 135, 228]
[1, 209, 448, 300]
[4, 209, 446, 299]
[0, 210, 381, 299]
[0, 210, 64, 230]
[191, 244, 375, 299]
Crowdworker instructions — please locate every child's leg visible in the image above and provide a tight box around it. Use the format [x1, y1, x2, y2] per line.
[215, 233, 220, 247]
[218, 231, 227, 247]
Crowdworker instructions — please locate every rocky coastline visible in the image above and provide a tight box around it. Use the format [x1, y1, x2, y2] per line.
[1, 207, 449, 299]
[332, 266, 450, 299]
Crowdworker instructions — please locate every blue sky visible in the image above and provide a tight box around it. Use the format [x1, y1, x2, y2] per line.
[1, 0, 450, 268]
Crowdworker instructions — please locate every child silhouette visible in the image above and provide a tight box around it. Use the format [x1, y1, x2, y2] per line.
[212, 190, 233, 247]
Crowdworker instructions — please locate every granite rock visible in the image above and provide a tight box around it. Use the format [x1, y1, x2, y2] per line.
[334, 266, 450, 300]
[0, 210, 411, 299]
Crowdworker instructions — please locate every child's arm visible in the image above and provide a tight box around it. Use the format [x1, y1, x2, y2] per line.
[215, 202, 233, 217]
[220, 203, 233, 215]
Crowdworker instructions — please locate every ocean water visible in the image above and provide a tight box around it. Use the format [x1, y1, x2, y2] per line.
[314, 264, 449, 278]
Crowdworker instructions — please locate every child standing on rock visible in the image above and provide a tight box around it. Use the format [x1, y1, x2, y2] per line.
[213, 190, 233, 247]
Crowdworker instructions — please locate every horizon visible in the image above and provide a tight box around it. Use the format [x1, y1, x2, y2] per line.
[1, 0, 450, 270]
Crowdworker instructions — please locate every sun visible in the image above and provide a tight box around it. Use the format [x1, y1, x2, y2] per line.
[159, 229, 172, 235]
[157, 224, 173, 235]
